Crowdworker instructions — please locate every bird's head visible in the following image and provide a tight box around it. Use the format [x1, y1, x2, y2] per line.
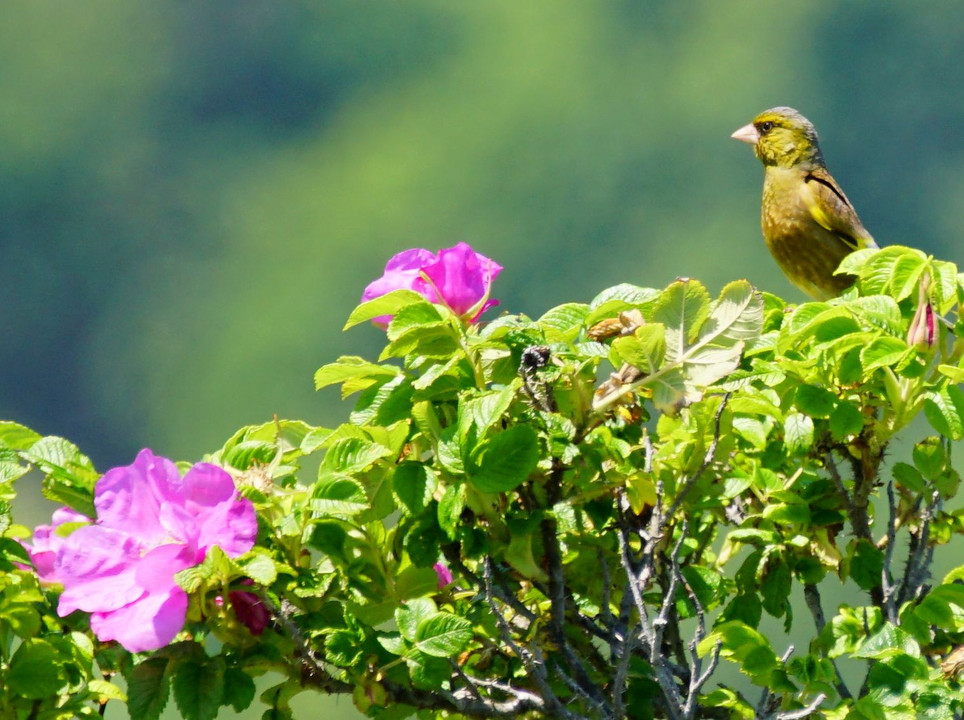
[731, 107, 824, 169]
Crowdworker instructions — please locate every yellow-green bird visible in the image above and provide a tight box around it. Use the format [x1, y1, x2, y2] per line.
[732, 107, 878, 300]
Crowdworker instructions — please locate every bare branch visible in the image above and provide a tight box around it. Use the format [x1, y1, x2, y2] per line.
[774, 693, 826, 719]
[482, 558, 577, 719]
[802, 583, 852, 700]
[882, 481, 900, 624]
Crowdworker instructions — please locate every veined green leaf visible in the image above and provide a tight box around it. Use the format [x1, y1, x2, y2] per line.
[311, 474, 368, 517]
[314, 356, 401, 393]
[414, 613, 473, 657]
[860, 336, 910, 373]
[611, 323, 665, 373]
[784, 412, 814, 454]
[343, 289, 431, 330]
[538, 302, 589, 343]
[924, 386, 964, 440]
[468, 425, 539, 493]
[654, 279, 712, 355]
[589, 283, 661, 309]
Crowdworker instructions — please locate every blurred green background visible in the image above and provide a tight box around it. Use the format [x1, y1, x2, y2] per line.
[4, 1, 964, 717]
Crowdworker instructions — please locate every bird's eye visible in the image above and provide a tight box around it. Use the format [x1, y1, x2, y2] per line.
[759, 121, 773, 134]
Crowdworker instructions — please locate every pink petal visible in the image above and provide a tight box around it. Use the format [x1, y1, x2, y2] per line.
[89, 586, 188, 652]
[421, 243, 502, 319]
[56, 526, 145, 615]
[94, 449, 180, 539]
[135, 544, 198, 593]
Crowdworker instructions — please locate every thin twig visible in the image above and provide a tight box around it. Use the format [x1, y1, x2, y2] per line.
[802, 583, 852, 700]
[482, 558, 576, 719]
[882, 481, 899, 623]
[775, 693, 827, 719]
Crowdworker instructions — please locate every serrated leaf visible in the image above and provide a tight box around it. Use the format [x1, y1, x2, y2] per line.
[892, 462, 925, 493]
[222, 667, 256, 713]
[172, 655, 225, 720]
[437, 483, 466, 540]
[457, 385, 516, 444]
[924, 386, 964, 440]
[321, 437, 392, 474]
[394, 462, 436, 515]
[239, 553, 278, 585]
[387, 302, 445, 341]
[611, 323, 666, 373]
[589, 283, 661, 308]
[127, 657, 171, 720]
[7, 639, 68, 699]
[795, 384, 837, 419]
[538, 302, 589, 342]
[396, 598, 437, 642]
[87, 679, 127, 702]
[860, 336, 909, 373]
[784, 413, 814, 455]
[0, 422, 41, 451]
[311, 474, 368, 517]
[314, 356, 401, 393]
[343, 289, 430, 329]
[654, 279, 712, 356]
[414, 613, 473, 657]
[468, 425, 539, 493]
[829, 401, 864, 440]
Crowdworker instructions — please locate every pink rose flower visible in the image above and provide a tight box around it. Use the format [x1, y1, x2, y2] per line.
[433, 562, 453, 589]
[26, 449, 257, 653]
[362, 242, 502, 324]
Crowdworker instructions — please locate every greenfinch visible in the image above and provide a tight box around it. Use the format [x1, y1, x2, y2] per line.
[732, 107, 878, 300]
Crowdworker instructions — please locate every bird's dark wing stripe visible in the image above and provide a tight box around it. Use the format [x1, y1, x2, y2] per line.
[805, 172, 852, 209]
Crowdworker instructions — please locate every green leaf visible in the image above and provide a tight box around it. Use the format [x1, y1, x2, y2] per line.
[437, 483, 466, 540]
[396, 598, 437, 642]
[653, 279, 712, 349]
[830, 401, 864, 440]
[222, 667, 256, 713]
[314, 356, 401, 393]
[784, 412, 814, 455]
[22, 436, 98, 517]
[0, 421, 41, 451]
[892, 462, 925, 493]
[127, 657, 171, 720]
[611, 323, 666, 373]
[924, 385, 964, 440]
[343, 289, 430, 329]
[311, 474, 369, 517]
[172, 654, 225, 720]
[853, 623, 920, 660]
[405, 649, 451, 690]
[938, 363, 964, 384]
[414, 613, 473, 657]
[468, 425, 539, 493]
[849, 540, 884, 591]
[7, 639, 68, 699]
[394, 462, 437, 515]
[538, 302, 589, 342]
[239, 553, 278, 585]
[457, 385, 517, 443]
[860, 336, 910, 372]
[387, 302, 445, 340]
[795, 384, 837, 419]
[760, 557, 791, 618]
[321, 437, 392, 474]
[913, 437, 946, 481]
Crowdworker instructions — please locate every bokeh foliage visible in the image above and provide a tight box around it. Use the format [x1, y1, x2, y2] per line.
[4, 1, 964, 467]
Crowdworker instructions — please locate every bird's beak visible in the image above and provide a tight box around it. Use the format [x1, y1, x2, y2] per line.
[730, 123, 759, 145]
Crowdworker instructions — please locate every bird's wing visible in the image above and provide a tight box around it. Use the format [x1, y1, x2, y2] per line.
[801, 167, 877, 250]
